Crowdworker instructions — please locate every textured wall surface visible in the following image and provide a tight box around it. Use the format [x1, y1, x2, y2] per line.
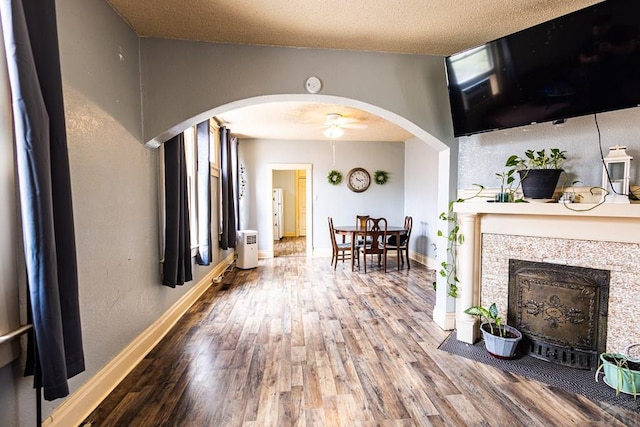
[458, 107, 640, 191]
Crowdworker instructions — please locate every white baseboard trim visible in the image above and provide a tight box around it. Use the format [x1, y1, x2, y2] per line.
[407, 251, 437, 270]
[43, 253, 235, 427]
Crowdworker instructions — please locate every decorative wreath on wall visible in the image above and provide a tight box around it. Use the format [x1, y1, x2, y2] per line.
[327, 170, 342, 185]
[374, 170, 389, 185]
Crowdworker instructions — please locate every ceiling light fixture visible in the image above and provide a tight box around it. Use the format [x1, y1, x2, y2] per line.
[324, 126, 344, 139]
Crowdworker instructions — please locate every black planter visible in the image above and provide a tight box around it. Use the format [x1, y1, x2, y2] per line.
[518, 169, 562, 199]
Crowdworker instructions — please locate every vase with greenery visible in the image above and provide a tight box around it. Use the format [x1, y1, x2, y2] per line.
[505, 148, 566, 199]
[495, 169, 517, 202]
[464, 302, 522, 359]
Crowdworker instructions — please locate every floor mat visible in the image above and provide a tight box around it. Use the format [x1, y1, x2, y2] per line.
[438, 330, 640, 413]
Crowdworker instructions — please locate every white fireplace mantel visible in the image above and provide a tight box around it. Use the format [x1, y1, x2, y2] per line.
[451, 202, 640, 345]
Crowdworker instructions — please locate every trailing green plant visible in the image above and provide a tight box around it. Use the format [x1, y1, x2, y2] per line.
[432, 184, 484, 298]
[506, 148, 567, 171]
[504, 148, 567, 200]
[464, 302, 506, 337]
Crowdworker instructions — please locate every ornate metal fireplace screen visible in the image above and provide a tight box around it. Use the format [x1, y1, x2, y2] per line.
[507, 259, 610, 370]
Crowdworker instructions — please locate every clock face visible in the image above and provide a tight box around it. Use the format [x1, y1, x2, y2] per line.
[347, 168, 371, 193]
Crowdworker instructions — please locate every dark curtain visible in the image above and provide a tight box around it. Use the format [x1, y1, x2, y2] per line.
[163, 133, 193, 287]
[1, 0, 84, 400]
[219, 127, 238, 250]
[196, 120, 211, 265]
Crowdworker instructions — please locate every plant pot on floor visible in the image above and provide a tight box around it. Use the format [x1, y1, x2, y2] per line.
[480, 322, 522, 359]
[518, 169, 563, 199]
[595, 352, 640, 397]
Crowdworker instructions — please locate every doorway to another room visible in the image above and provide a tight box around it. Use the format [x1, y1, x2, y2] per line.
[271, 166, 311, 257]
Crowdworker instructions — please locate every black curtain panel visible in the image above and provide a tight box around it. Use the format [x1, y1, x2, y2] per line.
[196, 120, 211, 265]
[1, 0, 84, 400]
[163, 134, 193, 287]
[219, 127, 238, 250]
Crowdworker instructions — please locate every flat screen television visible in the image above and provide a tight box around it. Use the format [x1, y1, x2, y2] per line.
[445, 0, 640, 137]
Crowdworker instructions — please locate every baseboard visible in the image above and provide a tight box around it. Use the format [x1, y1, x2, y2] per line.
[407, 251, 437, 270]
[43, 253, 235, 427]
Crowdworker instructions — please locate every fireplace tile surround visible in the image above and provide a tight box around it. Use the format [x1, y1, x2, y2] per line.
[452, 202, 640, 355]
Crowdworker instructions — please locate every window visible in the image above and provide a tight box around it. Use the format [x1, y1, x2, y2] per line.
[209, 122, 220, 178]
[449, 45, 493, 84]
[160, 119, 218, 262]
[183, 125, 199, 251]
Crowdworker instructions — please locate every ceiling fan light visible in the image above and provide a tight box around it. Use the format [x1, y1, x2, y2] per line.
[324, 126, 344, 139]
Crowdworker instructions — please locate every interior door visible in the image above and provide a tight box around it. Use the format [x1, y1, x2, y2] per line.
[296, 170, 306, 236]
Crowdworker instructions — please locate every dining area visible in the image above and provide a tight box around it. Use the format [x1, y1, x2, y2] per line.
[328, 215, 413, 273]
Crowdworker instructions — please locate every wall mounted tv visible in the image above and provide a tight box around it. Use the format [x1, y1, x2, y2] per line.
[445, 0, 640, 137]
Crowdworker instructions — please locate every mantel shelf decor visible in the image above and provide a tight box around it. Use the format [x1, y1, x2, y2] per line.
[601, 145, 632, 204]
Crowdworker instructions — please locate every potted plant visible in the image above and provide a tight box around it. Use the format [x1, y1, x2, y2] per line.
[595, 348, 640, 398]
[464, 302, 522, 359]
[505, 148, 566, 199]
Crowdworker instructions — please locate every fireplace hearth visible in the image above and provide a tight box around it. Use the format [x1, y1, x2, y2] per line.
[507, 259, 610, 370]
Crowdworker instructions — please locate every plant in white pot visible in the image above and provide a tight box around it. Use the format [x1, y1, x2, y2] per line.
[505, 148, 567, 200]
[464, 302, 522, 359]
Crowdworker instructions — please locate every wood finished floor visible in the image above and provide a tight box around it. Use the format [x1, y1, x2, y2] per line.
[82, 256, 639, 427]
[274, 236, 306, 258]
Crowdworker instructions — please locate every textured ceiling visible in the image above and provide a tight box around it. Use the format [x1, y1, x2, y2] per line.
[105, 0, 602, 141]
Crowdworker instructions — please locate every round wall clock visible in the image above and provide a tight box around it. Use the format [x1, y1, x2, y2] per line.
[346, 167, 371, 193]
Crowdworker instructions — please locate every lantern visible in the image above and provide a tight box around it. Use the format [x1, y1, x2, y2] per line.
[601, 145, 632, 204]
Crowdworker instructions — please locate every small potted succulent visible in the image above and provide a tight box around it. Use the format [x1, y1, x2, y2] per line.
[464, 302, 522, 359]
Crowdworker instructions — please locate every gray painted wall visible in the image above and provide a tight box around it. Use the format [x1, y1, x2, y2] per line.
[139, 38, 455, 149]
[0, 0, 223, 425]
[405, 137, 440, 262]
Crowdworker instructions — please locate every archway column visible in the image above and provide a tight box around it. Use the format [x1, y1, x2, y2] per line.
[454, 212, 480, 344]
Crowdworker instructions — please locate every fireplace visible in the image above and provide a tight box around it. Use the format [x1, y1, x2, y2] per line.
[447, 202, 640, 359]
[507, 259, 609, 370]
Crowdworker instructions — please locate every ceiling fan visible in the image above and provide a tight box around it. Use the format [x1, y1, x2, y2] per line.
[322, 113, 367, 138]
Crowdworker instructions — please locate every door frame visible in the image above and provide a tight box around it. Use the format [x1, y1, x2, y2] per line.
[268, 163, 313, 257]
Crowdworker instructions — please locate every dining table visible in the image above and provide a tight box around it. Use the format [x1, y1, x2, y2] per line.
[332, 224, 407, 270]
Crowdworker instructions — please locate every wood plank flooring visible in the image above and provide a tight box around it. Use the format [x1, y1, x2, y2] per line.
[274, 237, 306, 258]
[82, 256, 639, 426]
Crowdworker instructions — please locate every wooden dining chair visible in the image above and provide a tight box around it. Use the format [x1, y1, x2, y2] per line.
[328, 217, 353, 269]
[387, 216, 413, 270]
[355, 215, 370, 246]
[359, 217, 387, 273]
[356, 215, 369, 229]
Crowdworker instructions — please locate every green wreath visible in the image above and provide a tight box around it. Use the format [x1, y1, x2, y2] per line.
[327, 170, 342, 185]
[374, 170, 389, 185]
